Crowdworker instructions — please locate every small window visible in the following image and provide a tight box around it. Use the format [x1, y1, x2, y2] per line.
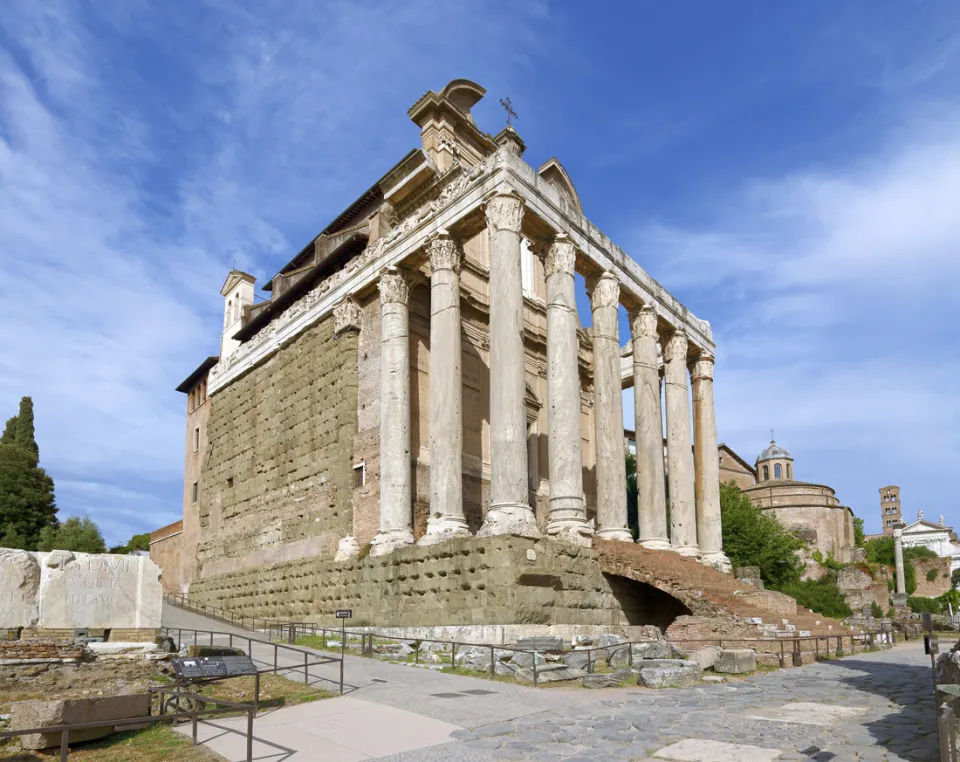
[786, 463, 792, 479]
[192, 482, 198, 503]
[774, 464, 782, 479]
[226, 477, 234, 488]
[762, 465, 769, 481]
[194, 427, 200, 452]
[353, 463, 365, 489]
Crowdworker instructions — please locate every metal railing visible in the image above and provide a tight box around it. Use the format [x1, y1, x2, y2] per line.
[164, 593, 900, 686]
[160, 625, 346, 696]
[0, 685, 256, 762]
[164, 592, 283, 633]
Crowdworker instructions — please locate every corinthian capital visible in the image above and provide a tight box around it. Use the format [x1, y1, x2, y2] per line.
[544, 234, 577, 278]
[333, 296, 362, 336]
[379, 267, 410, 305]
[663, 329, 688, 363]
[484, 192, 524, 233]
[630, 304, 658, 339]
[690, 354, 715, 382]
[588, 272, 620, 310]
[428, 230, 462, 273]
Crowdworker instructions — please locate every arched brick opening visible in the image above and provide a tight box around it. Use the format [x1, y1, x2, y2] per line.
[603, 572, 693, 631]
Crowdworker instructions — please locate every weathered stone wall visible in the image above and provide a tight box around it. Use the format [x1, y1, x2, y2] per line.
[182, 379, 211, 593]
[196, 315, 359, 577]
[913, 557, 952, 598]
[149, 521, 182, 595]
[189, 536, 678, 630]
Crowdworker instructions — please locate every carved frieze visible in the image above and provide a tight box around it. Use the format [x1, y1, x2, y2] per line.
[333, 296, 362, 336]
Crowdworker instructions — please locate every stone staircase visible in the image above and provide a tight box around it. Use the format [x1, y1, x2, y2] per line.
[593, 539, 859, 643]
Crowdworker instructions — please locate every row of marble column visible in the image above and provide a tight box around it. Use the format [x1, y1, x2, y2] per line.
[366, 191, 728, 570]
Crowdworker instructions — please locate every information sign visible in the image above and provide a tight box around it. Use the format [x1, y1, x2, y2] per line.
[172, 655, 258, 680]
[335, 609, 352, 619]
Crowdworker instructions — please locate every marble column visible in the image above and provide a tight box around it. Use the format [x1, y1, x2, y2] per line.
[663, 329, 698, 555]
[478, 192, 540, 538]
[333, 296, 363, 562]
[370, 267, 415, 556]
[590, 272, 632, 542]
[421, 232, 470, 545]
[893, 526, 906, 594]
[542, 235, 593, 545]
[691, 355, 730, 571]
[630, 306, 670, 550]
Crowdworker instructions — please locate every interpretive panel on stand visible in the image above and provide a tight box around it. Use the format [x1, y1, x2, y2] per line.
[172, 655, 257, 679]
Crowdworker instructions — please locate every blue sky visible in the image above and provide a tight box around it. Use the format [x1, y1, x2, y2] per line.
[1, 1, 957, 545]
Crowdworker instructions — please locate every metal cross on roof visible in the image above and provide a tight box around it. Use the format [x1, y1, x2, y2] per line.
[499, 97, 517, 127]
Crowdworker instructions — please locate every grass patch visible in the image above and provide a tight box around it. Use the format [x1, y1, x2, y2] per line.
[0, 722, 219, 762]
[196, 673, 333, 711]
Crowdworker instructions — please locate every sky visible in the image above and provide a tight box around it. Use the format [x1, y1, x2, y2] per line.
[1, 1, 958, 545]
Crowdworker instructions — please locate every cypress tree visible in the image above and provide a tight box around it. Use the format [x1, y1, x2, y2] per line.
[0, 396, 57, 549]
[0, 417, 15, 445]
[15, 397, 39, 457]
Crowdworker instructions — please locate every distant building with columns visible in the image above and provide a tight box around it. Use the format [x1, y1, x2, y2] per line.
[153, 80, 731, 630]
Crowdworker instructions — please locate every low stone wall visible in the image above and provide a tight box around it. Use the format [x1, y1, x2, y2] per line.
[190, 535, 692, 631]
[0, 642, 83, 664]
[736, 590, 797, 617]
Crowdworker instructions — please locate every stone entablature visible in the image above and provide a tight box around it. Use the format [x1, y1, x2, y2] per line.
[207, 148, 714, 397]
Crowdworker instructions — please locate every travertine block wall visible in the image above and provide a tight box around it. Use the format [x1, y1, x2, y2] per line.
[195, 316, 359, 577]
[189, 536, 660, 628]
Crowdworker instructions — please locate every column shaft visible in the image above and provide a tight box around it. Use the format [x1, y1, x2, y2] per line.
[893, 528, 906, 594]
[691, 355, 730, 571]
[590, 273, 631, 542]
[543, 235, 592, 544]
[630, 307, 670, 549]
[421, 232, 470, 545]
[478, 193, 539, 538]
[370, 267, 414, 556]
[333, 296, 363, 562]
[664, 330, 698, 555]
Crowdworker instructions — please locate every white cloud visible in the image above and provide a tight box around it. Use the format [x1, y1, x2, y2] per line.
[633, 106, 960, 531]
[0, 0, 550, 544]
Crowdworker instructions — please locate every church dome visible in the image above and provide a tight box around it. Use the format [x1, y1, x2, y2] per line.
[757, 440, 793, 463]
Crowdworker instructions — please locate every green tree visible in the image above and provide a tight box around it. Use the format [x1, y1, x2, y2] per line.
[720, 481, 804, 589]
[951, 568, 960, 588]
[853, 517, 865, 548]
[870, 601, 883, 618]
[0, 417, 16, 445]
[37, 517, 106, 554]
[14, 397, 39, 458]
[0, 525, 28, 550]
[907, 595, 941, 614]
[0, 427, 57, 549]
[938, 588, 960, 613]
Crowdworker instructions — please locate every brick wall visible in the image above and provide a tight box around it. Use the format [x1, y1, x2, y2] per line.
[913, 557, 952, 598]
[195, 315, 359, 578]
[0, 642, 83, 662]
[150, 521, 183, 594]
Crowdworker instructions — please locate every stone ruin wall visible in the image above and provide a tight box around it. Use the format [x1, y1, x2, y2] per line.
[912, 556, 952, 598]
[188, 536, 681, 633]
[765, 503, 855, 563]
[195, 315, 359, 578]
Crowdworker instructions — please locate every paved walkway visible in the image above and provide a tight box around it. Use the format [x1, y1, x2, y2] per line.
[162, 606, 939, 762]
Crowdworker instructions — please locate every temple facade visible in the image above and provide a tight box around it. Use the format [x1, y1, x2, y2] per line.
[165, 80, 729, 604]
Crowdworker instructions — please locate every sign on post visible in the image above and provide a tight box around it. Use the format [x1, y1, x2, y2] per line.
[335, 609, 352, 619]
[925, 634, 939, 656]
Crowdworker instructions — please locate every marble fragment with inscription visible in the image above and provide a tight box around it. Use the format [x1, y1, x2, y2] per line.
[34, 551, 162, 629]
[0, 548, 41, 628]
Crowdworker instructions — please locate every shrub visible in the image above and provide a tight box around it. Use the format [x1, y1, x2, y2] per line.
[720, 481, 803, 589]
[907, 596, 942, 614]
[871, 601, 883, 618]
[927, 568, 939, 582]
[779, 574, 853, 620]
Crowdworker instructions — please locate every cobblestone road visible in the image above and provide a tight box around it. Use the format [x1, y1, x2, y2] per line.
[379, 643, 938, 762]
